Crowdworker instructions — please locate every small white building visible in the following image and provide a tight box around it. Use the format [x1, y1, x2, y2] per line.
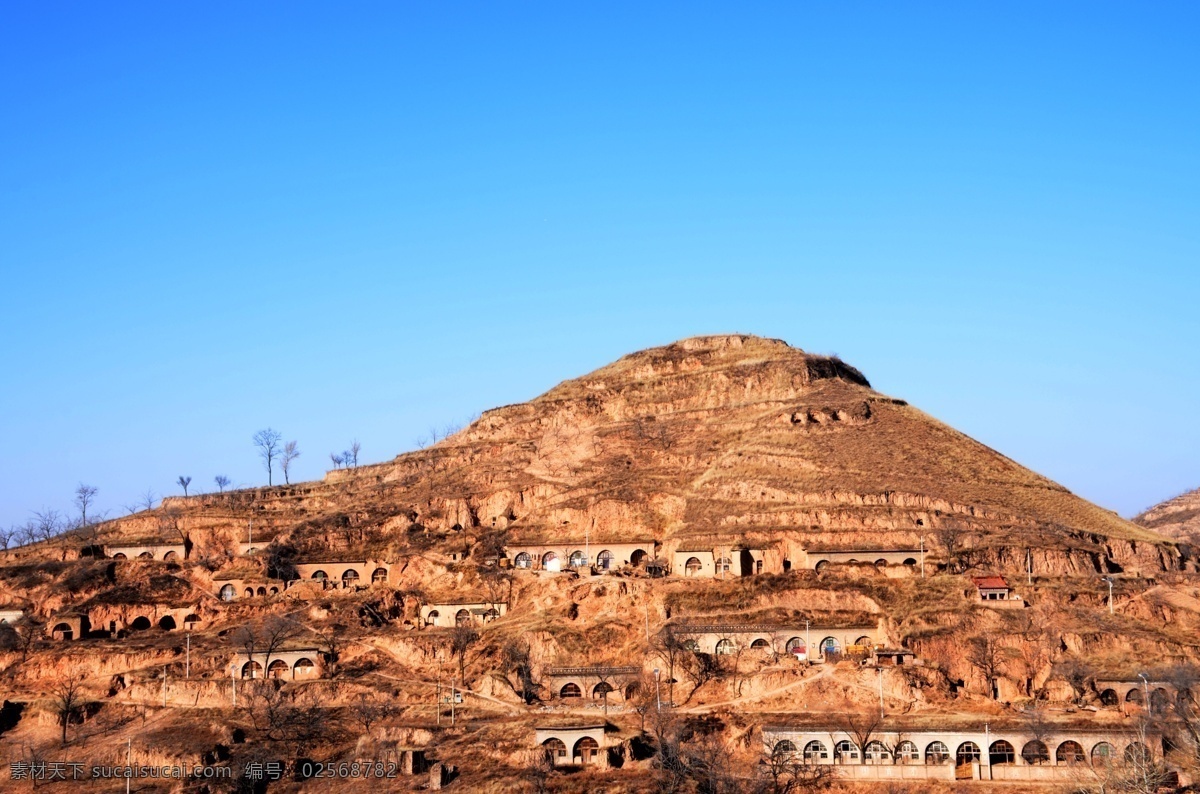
[535, 724, 607, 768]
[420, 602, 507, 628]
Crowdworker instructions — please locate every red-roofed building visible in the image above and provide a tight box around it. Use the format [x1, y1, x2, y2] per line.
[971, 575, 1011, 601]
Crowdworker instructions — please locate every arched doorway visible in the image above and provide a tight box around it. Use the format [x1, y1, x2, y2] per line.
[542, 552, 560, 572]
[864, 741, 890, 764]
[454, 609, 471, 626]
[425, 610, 440, 627]
[630, 549, 646, 568]
[574, 737, 600, 765]
[772, 740, 797, 758]
[715, 638, 736, 655]
[750, 638, 771, 650]
[514, 552, 532, 569]
[896, 741, 919, 764]
[219, 584, 235, 601]
[1056, 741, 1085, 765]
[371, 567, 388, 584]
[925, 742, 950, 765]
[803, 741, 828, 762]
[1021, 740, 1049, 765]
[256, 587, 266, 597]
[1090, 742, 1116, 766]
[785, 637, 806, 657]
[559, 683, 581, 698]
[1126, 688, 1144, 706]
[163, 550, 177, 561]
[956, 742, 980, 766]
[569, 550, 587, 568]
[820, 637, 840, 658]
[596, 550, 614, 570]
[268, 660, 289, 679]
[158, 615, 176, 631]
[241, 661, 262, 679]
[293, 658, 315, 678]
[833, 740, 859, 763]
[342, 569, 360, 586]
[52, 623, 73, 641]
[543, 738, 567, 761]
[684, 557, 702, 576]
[130, 616, 151, 631]
[592, 682, 613, 699]
[137, 551, 153, 560]
[183, 614, 200, 630]
[1099, 689, 1119, 706]
[312, 570, 327, 581]
[111, 553, 127, 560]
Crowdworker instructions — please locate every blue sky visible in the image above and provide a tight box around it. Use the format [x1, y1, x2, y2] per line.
[1, 2, 1197, 527]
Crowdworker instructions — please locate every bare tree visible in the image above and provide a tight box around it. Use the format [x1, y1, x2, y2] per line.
[349, 692, 396, 737]
[652, 626, 688, 706]
[0, 525, 13, 550]
[176, 476, 192, 496]
[760, 739, 834, 794]
[836, 709, 883, 764]
[935, 524, 966, 572]
[680, 650, 723, 702]
[252, 428, 283, 486]
[349, 440, 361, 468]
[74, 484, 98, 529]
[280, 441, 300, 484]
[139, 488, 158, 511]
[234, 617, 297, 679]
[329, 453, 344, 469]
[449, 625, 480, 687]
[31, 509, 63, 542]
[52, 675, 85, 745]
[501, 639, 537, 704]
[968, 635, 1008, 699]
[214, 475, 231, 493]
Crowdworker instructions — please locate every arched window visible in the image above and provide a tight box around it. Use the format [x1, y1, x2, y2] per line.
[163, 551, 177, 561]
[1090, 742, 1116, 766]
[1124, 742, 1150, 764]
[875, 559, 888, 568]
[241, 660, 262, 679]
[111, 553, 127, 560]
[158, 615, 176, 631]
[863, 741, 890, 764]
[896, 741, 919, 764]
[342, 569, 360, 585]
[246, 547, 258, 555]
[256, 587, 266, 597]
[542, 552, 560, 572]
[597, 550, 614, 570]
[542, 738, 567, 759]
[1056, 741, 1085, 765]
[371, 567, 388, 583]
[269, 587, 278, 595]
[1099, 689, 1119, 706]
[715, 638, 736, 655]
[770, 740, 797, 758]
[130, 616, 151, 631]
[630, 549, 647, 568]
[833, 740, 859, 763]
[593, 682, 613, 699]
[750, 638, 771, 649]
[820, 637, 840, 657]
[183, 614, 200, 629]
[956, 742, 980, 766]
[425, 610, 439, 626]
[989, 740, 1014, 765]
[684, 557, 702, 576]
[716, 557, 732, 574]
[925, 741, 950, 765]
[244, 588, 254, 598]
[293, 658, 315, 677]
[560, 683, 582, 698]
[814, 560, 829, 573]
[312, 570, 327, 581]
[785, 637, 806, 656]
[483, 608, 500, 622]
[624, 681, 641, 700]
[803, 741, 828, 762]
[515, 552, 532, 569]
[1021, 740, 1049, 765]
[569, 550, 586, 568]
[1126, 688, 1144, 705]
[902, 558, 917, 567]
[455, 609, 471, 626]
[137, 551, 153, 560]
[219, 584, 236, 601]
[855, 636, 873, 647]
[574, 736, 600, 764]
[268, 660, 289, 679]
[52, 623, 73, 641]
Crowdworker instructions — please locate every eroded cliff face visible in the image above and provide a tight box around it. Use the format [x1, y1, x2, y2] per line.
[1136, 486, 1200, 547]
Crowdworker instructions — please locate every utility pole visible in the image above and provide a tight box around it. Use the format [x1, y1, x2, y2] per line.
[1026, 548, 1033, 585]
[1103, 577, 1114, 615]
[450, 677, 456, 726]
[230, 664, 236, 708]
[162, 665, 168, 708]
[1139, 673, 1151, 715]
[126, 739, 131, 794]
[877, 667, 884, 719]
[919, 537, 925, 578]
[653, 668, 661, 715]
[437, 673, 441, 726]
[805, 620, 811, 662]
[186, 632, 190, 679]
[585, 527, 590, 569]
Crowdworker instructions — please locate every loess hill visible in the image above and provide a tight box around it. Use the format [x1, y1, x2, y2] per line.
[2, 334, 1198, 794]
[1135, 487, 1200, 546]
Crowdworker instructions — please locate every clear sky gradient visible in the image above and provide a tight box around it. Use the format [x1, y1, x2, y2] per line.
[2, 3, 1197, 527]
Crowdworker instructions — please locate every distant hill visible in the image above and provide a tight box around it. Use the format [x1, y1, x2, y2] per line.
[1135, 486, 1200, 545]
